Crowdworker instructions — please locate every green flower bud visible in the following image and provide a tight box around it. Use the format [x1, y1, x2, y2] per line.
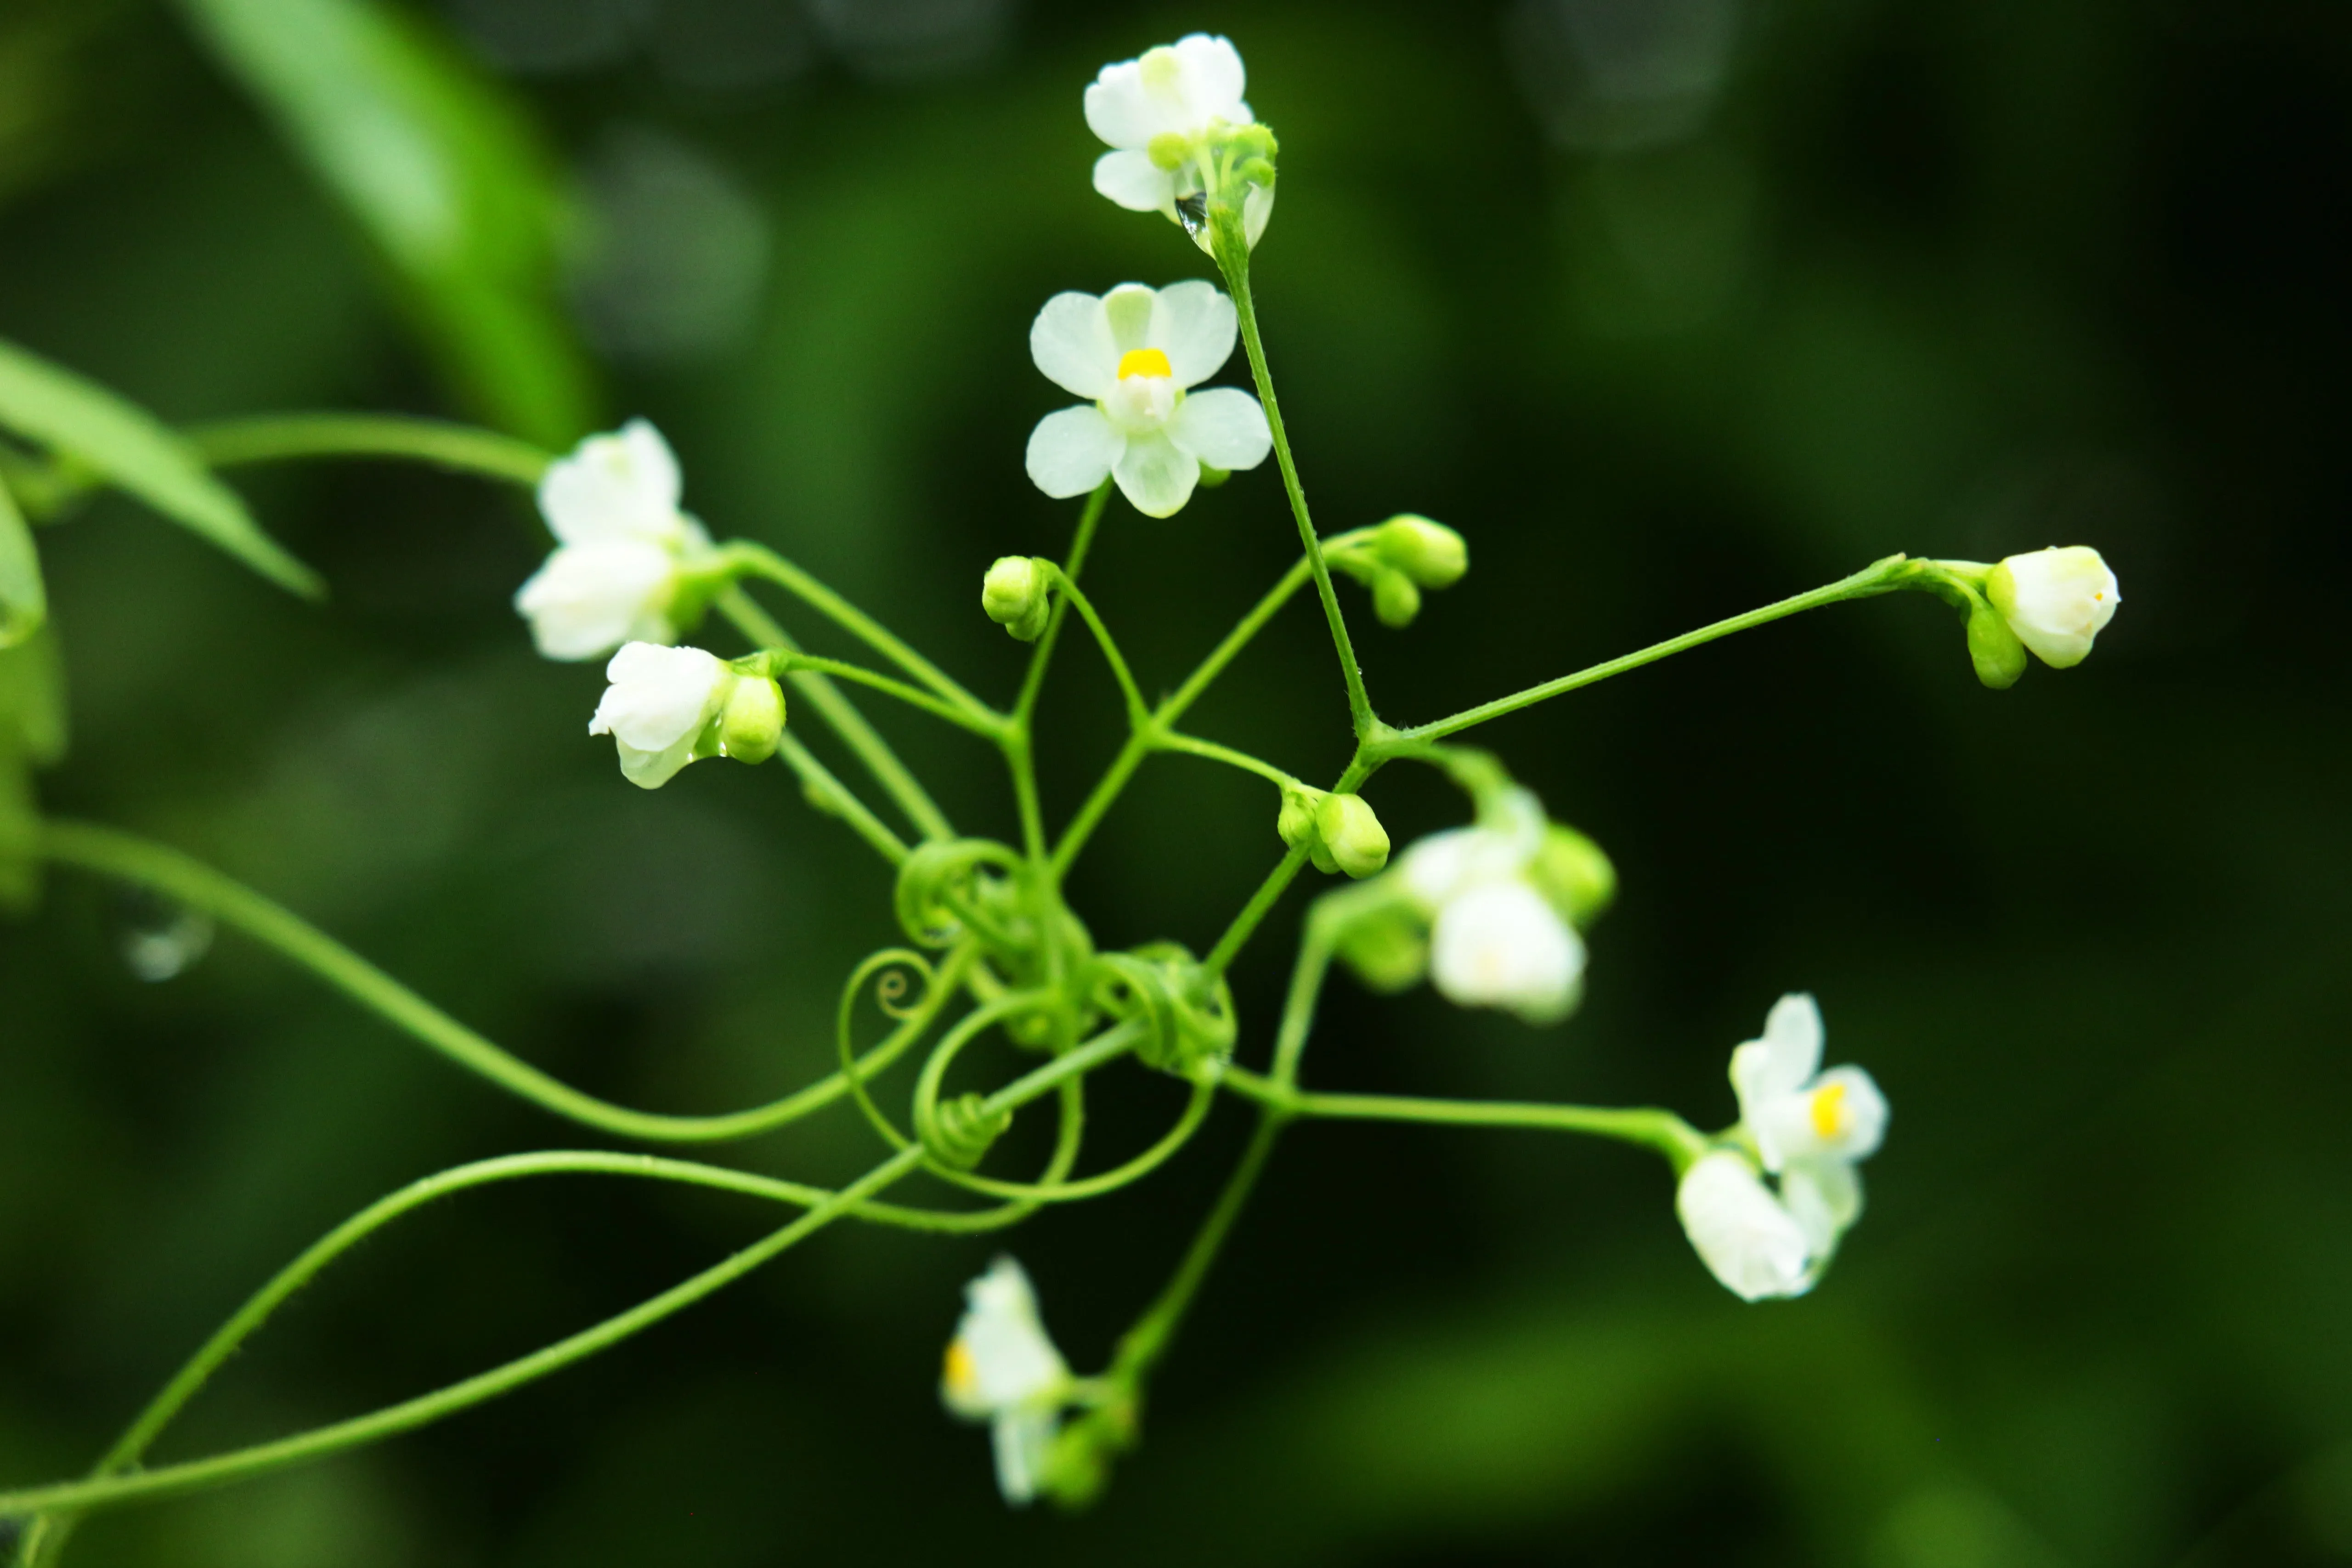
[982, 555, 1052, 641]
[1334, 904, 1429, 993]
[717, 674, 786, 764]
[1372, 568, 1422, 628]
[1314, 792, 1391, 879]
[1965, 599, 2028, 690]
[1370, 514, 1468, 589]
[1195, 462, 1232, 489]
[1527, 824, 1615, 926]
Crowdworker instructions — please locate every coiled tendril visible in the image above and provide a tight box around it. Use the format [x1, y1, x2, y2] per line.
[1089, 941, 1236, 1077]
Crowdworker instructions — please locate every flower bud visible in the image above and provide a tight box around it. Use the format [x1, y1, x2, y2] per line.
[1370, 515, 1469, 589]
[1528, 824, 1615, 926]
[982, 556, 1053, 641]
[1964, 599, 2028, 690]
[1276, 782, 1326, 858]
[1985, 546, 2119, 668]
[1334, 904, 1429, 993]
[1314, 793, 1391, 879]
[1371, 568, 1422, 628]
[718, 673, 786, 764]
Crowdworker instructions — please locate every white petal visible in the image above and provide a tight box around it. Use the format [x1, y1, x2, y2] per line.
[1676, 1152, 1815, 1302]
[1167, 388, 1270, 470]
[1092, 149, 1175, 215]
[1102, 283, 1157, 353]
[1782, 1159, 1863, 1256]
[1029, 292, 1117, 399]
[1732, 993, 1823, 1117]
[990, 1408, 1059, 1507]
[947, 1257, 1068, 1413]
[1083, 60, 1157, 149]
[1242, 181, 1276, 249]
[1428, 880, 1585, 1025]
[1169, 34, 1248, 123]
[589, 642, 730, 753]
[1148, 280, 1238, 386]
[1993, 546, 2119, 668]
[537, 419, 686, 546]
[1025, 407, 1122, 498]
[614, 735, 699, 790]
[513, 542, 678, 661]
[1112, 429, 1199, 518]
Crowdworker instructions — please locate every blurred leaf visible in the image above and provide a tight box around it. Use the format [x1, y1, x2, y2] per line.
[173, 0, 595, 447]
[0, 335, 322, 597]
[0, 622, 62, 911]
[0, 471, 44, 647]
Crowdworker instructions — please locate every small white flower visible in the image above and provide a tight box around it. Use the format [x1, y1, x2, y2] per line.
[1676, 1151, 1816, 1302]
[1678, 995, 1888, 1302]
[941, 1257, 1071, 1507]
[514, 420, 713, 661]
[588, 641, 734, 789]
[1085, 35, 1274, 249]
[1986, 545, 2120, 668]
[1025, 281, 1271, 518]
[1397, 789, 1587, 1025]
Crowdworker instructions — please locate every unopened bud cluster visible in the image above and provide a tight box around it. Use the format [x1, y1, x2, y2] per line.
[1333, 514, 1470, 628]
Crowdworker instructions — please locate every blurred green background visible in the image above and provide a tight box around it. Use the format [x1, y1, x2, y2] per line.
[1, 0, 2347, 1562]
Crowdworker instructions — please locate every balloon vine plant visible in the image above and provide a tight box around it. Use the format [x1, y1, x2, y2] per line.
[0, 31, 2120, 1545]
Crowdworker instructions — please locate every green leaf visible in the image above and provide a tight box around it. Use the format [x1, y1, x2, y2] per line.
[175, 0, 595, 448]
[0, 474, 45, 649]
[0, 338, 324, 599]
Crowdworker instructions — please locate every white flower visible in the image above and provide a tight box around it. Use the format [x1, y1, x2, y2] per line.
[941, 1257, 1071, 1507]
[1678, 995, 1889, 1302]
[1676, 1151, 1816, 1302]
[1086, 35, 1274, 250]
[1397, 789, 1587, 1025]
[1025, 281, 1271, 518]
[588, 641, 733, 789]
[1986, 545, 2119, 668]
[514, 420, 713, 660]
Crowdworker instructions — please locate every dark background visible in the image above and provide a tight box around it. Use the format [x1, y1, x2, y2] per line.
[1, 0, 2347, 1562]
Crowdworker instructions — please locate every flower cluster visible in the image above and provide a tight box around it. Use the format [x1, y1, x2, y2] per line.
[1085, 34, 1275, 253]
[1676, 995, 1888, 1300]
[514, 421, 714, 661]
[588, 641, 783, 789]
[940, 1257, 1073, 1506]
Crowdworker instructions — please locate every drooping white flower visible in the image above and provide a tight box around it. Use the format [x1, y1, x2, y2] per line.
[1676, 1151, 1816, 1302]
[588, 641, 733, 789]
[1085, 35, 1274, 250]
[1396, 789, 1587, 1025]
[941, 1257, 1071, 1507]
[1678, 995, 1888, 1302]
[1025, 281, 1271, 518]
[1985, 545, 2120, 668]
[514, 420, 713, 660]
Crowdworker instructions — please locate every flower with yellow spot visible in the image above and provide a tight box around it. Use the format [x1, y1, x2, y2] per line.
[1025, 281, 1272, 518]
[940, 1256, 1072, 1506]
[1085, 34, 1275, 251]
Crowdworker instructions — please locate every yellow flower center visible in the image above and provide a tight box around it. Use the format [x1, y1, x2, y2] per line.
[943, 1338, 978, 1397]
[1118, 347, 1173, 381]
[1809, 1081, 1849, 1140]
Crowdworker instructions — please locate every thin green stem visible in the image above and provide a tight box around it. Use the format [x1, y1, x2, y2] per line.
[184, 413, 551, 486]
[0, 1038, 1094, 1523]
[717, 588, 953, 843]
[727, 543, 991, 724]
[1268, 917, 1338, 1087]
[1396, 555, 1914, 745]
[1013, 481, 1112, 727]
[1156, 731, 1295, 790]
[771, 733, 908, 865]
[37, 821, 967, 1143]
[1216, 245, 1374, 739]
[1040, 564, 1148, 729]
[1110, 1110, 1282, 1387]
[1220, 1068, 1707, 1168]
[763, 652, 1007, 740]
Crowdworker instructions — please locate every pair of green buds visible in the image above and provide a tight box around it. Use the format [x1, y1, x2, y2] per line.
[1329, 514, 1469, 628]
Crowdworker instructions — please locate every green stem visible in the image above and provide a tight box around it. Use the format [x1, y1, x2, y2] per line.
[37, 820, 968, 1143]
[1215, 243, 1374, 739]
[921, 1070, 1212, 1203]
[771, 733, 908, 865]
[0, 1036, 1094, 1523]
[726, 543, 991, 725]
[1156, 731, 1295, 790]
[763, 652, 1007, 740]
[1040, 564, 1148, 729]
[716, 588, 953, 843]
[1110, 1109, 1282, 1387]
[1013, 481, 1112, 727]
[184, 413, 551, 486]
[1220, 1068, 1707, 1168]
[1395, 556, 1914, 746]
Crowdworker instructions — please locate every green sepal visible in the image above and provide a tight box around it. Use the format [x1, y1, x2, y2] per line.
[1966, 599, 2028, 689]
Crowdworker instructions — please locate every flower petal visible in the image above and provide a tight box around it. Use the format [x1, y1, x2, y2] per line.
[1148, 280, 1238, 385]
[1029, 292, 1117, 399]
[1083, 61, 1156, 148]
[1429, 880, 1585, 1024]
[1102, 283, 1158, 353]
[1676, 1151, 1815, 1302]
[1733, 993, 1822, 1115]
[1025, 407, 1123, 498]
[1170, 33, 1247, 122]
[514, 541, 678, 661]
[989, 1407, 1059, 1507]
[1167, 388, 1270, 470]
[1112, 429, 1199, 517]
[589, 641, 729, 753]
[538, 419, 685, 546]
[1091, 149, 1174, 215]
[1783, 1158, 1863, 1252]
